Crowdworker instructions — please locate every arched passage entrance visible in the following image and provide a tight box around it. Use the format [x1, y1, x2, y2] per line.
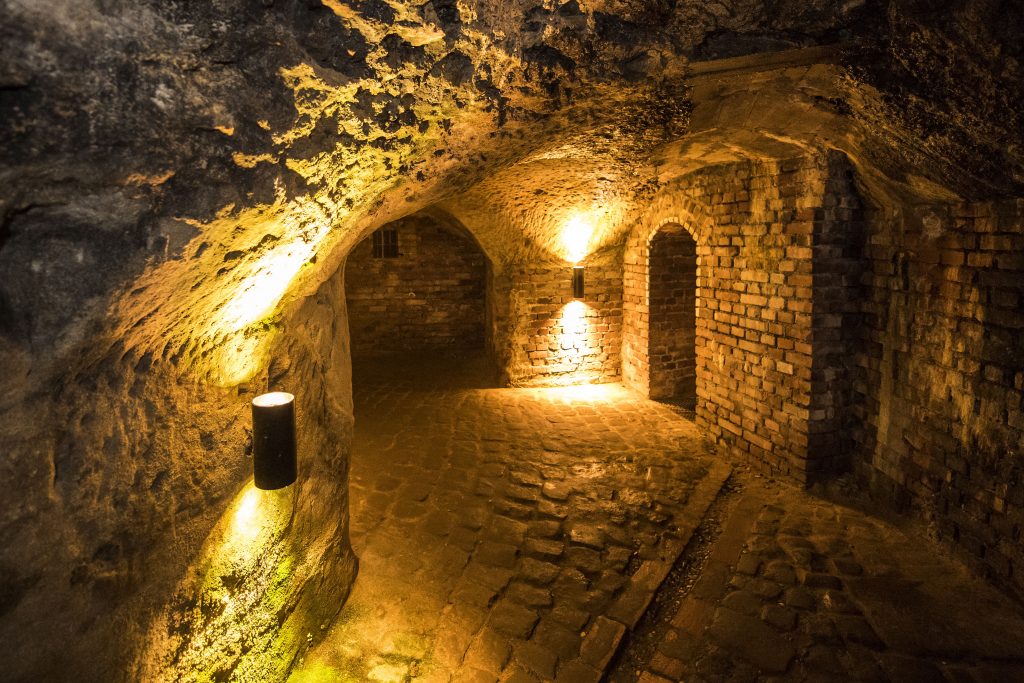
[648, 224, 698, 409]
[344, 213, 489, 362]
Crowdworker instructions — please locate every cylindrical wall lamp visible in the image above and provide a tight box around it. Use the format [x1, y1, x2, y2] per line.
[251, 391, 297, 490]
[572, 265, 585, 299]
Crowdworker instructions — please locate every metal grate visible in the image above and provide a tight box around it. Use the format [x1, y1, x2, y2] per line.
[372, 228, 399, 258]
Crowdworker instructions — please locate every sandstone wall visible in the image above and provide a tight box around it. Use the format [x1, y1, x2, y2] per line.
[345, 216, 487, 358]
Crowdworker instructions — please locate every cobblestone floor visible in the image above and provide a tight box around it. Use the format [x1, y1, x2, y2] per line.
[614, 472, 1024, 683]
[291, 355, 727, 682]
[291, 356, 1024, 683]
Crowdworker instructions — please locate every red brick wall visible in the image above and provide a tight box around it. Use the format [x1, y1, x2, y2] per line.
[492, 252, 623, 386]
[852, 199, 1024, 599]
[648, 226, 697, 406]
[344, 216, 486, 358]
[624, 154, 860, 483]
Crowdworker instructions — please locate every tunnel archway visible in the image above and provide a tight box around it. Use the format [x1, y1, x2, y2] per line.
[343, 213, 490, 366]
[647, 223, 698, 409]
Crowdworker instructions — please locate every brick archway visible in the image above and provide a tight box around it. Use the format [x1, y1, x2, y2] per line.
[647, 224, 699, 407]
[622, 156, 864, 484]
[622, 197, 711, 399]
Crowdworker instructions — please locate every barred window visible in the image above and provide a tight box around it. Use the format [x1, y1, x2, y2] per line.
[372, 228, 399, 258]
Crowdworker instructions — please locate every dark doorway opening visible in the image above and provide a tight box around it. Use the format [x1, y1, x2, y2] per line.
[648, 224, 697, 410]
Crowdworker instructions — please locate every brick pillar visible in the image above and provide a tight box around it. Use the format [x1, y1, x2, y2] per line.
[628, 154, 866, 485]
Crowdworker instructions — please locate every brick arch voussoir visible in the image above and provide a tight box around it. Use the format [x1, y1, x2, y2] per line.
[642, 194, 713, 249]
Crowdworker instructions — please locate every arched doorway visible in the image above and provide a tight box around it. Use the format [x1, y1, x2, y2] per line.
[344, 213, 489, 363]
[648, 223, 697, 409]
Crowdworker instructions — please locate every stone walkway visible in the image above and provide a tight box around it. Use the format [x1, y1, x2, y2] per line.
[290, 355, 727, 682]
[613, 472, 1024, 683]
[291, 356, 1024, 683]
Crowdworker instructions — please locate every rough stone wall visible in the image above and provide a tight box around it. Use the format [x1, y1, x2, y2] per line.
[495, 252, 623, 387]
[626, 155, 860, 483]
[345, 216, 486, 358]
[648, 225, 698, 405]
[852, 199, 1024, 599]
[0, 274, 358, 682]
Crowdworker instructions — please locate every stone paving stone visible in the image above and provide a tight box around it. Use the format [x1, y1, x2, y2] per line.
[707, 609, 797, 673]
[735, 552, 761, 575]
[463, 562, 514, 592]
[450, 572, 499, 605]
[876, 653, 946, 682]
[761, 603, 798, 631]
[510, 639, 558, 680]
[721, 590, 761, 616]
[488, 599, 540, 639]
[555, 658, 603, 683]
[499, 661, 540, 682]
[579, 616, 626, 670]
[463, 626, 512, 673]
[506, 582, 553, 609]
[656, 627, 697, 661]
[611, 472, 1024, 683]
[457, 666, 504, 682]
[548, 602, 590, 632]
[834, 614, 884, 649]
[637, 673, 673, 683]
[523, 537, 563, 560]
[532, 617, 582, 659]
[476, 541, 520, 569]
[649, 651, 687, 680]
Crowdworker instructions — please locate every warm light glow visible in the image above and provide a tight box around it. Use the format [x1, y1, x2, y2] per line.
[562, 214, 593, 263]
[554, 200, 629, 263]
[216, 332, 273, 387]
[142, 482, 298, 680]
[220, 251, 311, 331]
[560, 299, 589, 339]
[544, 382, 623, 402]
[233, 487, 261, 536]
[253, 391, 295, 408]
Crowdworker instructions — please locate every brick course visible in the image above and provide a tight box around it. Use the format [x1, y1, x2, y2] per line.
[852, 199, 1024, 600]
[492, 252, 623, 387]
[624, 154, 861, 483]
[345, 215, 487, 358]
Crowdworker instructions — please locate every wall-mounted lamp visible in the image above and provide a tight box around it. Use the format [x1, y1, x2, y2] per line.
[251, 392, 297, 490]
[572, 265, 585, 299]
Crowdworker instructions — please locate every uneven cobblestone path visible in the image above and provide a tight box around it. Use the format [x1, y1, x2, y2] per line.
[292, 357, 1024, 683]
[291, 356, 727, 682]
[615, 474, 1024, 683]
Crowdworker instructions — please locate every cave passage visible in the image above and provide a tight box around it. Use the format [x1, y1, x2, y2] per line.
[2, 2, 1024, 681]
[345, 214, 489, 364]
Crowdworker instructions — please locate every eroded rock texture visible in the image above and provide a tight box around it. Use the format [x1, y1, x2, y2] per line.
[0, 0, 1021, 680]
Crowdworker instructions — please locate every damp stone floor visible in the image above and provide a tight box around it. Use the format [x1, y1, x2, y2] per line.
[289, 355, 1024, 683]
[290, 354, 724, 682]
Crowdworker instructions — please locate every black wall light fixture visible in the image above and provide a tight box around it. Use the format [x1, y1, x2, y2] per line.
[572, 265, 585, 299]
[251, 392, 297, 490]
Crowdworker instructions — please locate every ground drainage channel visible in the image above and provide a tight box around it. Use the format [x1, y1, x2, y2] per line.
[605, 476, 742, 682]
